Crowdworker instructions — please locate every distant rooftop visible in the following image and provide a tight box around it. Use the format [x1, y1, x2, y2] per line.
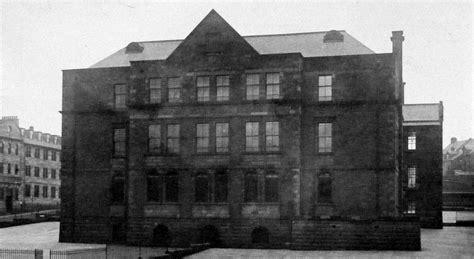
[403, 103, 443, 126]
[90, 31, 375, 68]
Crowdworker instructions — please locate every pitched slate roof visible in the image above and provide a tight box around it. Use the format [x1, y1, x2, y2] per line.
[402, 103, 443, 126]
[444, 138, 474, 158]
[90, 31, 374, 68]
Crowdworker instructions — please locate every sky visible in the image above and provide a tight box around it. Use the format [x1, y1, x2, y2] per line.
[1, 1, 472, 146]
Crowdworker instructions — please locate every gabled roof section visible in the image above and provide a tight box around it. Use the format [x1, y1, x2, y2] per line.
[403, 103, 443, 126]
[90, 11, 375, 68]
[166, 10, 258, 65]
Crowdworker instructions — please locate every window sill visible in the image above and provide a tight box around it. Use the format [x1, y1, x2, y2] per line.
[193, 202, 228, 205]
[317, 152, 334, 156]
[242, 202, 280, 205]
[316, 202, 334, 206]
[145, 153, 180, 157]
[242, 151, 282, 155]
[145, 202, 180, 205]
[194, 152, 230, 156]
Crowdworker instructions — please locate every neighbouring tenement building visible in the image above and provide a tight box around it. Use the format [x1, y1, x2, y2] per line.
[0, 116, 61, 213]
[60, 10, 422, 249]
[402, 103, 443, 228]
[443, 138, 474, 210]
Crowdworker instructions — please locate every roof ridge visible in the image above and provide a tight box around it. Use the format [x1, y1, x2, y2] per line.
[243, 30, 346, 38]
[132, 30, 348, 44]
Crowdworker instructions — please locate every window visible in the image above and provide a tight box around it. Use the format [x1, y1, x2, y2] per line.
[245, 122, 259, 152]
[51, 187, 56, 198]
[195, 172, 210, 202]
[408, 166, 416, 188]
[149, 78, 162, 104]
[197, 76, 210, 102]
[318, 75, 332, 101]
[216, 75, 230, 101]
[25, 184, 31, 197]
[7, 163, 11, 174]
[147, 170, 179, 202]
[196, 124, 210, 153]
[25, 166, 31, 176]
[215, 169, 228, 202]
[408, 132, 416, 150]
[114, 84, 127, 109]
[265, 122, 279, 151]
[25, 146, 31, 157]
[0, 188, 3, 200]
[318, 171, 332, 203]
[246, 74, 260, 100]
[0, 142, 3, 153]
[215, 123, 229, 153]
[8, 143, 11, 154]
[266, 73, 280, 99]
[14, 164, 19, 175]
[15, 144, 18, 155]
[43, 186, 48, 198]
[168, 78, 181, 103]
[318, 123, 332, 153]
[43, 168, 48, 178]
[264, 171, 279, 202]
[166, 124, 180, 154]
[194, 170, 228, 203]
[34, 148, 40, 158]
[51, 169, 56, 179]
[51, 151, 57, 161]
[34, 185, 39, 197]
[114, 128, 126, 157]
[44, 149, 49, 160]
[407, 202, 416, 214]
[148, 125, 161, 153]
[244, 171, 258, 202]
[244, 170, 279, 203]
[0, 162, 3, 174]
[111, 173, 125, 203]
[34, 167, 40, 177]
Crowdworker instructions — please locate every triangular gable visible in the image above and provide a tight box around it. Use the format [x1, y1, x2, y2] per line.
[166, 10, 259, 68]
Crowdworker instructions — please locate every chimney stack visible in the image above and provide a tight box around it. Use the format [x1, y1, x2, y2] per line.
[391, 31, 404, 103]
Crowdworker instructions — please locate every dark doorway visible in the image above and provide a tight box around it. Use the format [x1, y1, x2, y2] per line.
[5, 196, 13, 213]
[111, 222, 126, 244]
[153, 224, 171, 247]
[251, 226, 269, 244]
[199, 225, 221, 247]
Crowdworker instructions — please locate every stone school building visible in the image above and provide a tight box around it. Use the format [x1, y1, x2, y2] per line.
[60, 10, 429, 250]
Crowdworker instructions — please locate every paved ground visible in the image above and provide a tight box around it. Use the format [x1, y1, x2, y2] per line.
[0, 222, 473, 258]
[189, 227, 474, 258]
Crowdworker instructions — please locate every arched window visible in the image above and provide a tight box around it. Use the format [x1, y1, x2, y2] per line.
[153, 225, 171, 247]
[251, 226, 269, 244]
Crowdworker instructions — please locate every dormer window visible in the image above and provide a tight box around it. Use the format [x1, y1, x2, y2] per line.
[125, 42, 144, 53]
[323, 30, 344, 43]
